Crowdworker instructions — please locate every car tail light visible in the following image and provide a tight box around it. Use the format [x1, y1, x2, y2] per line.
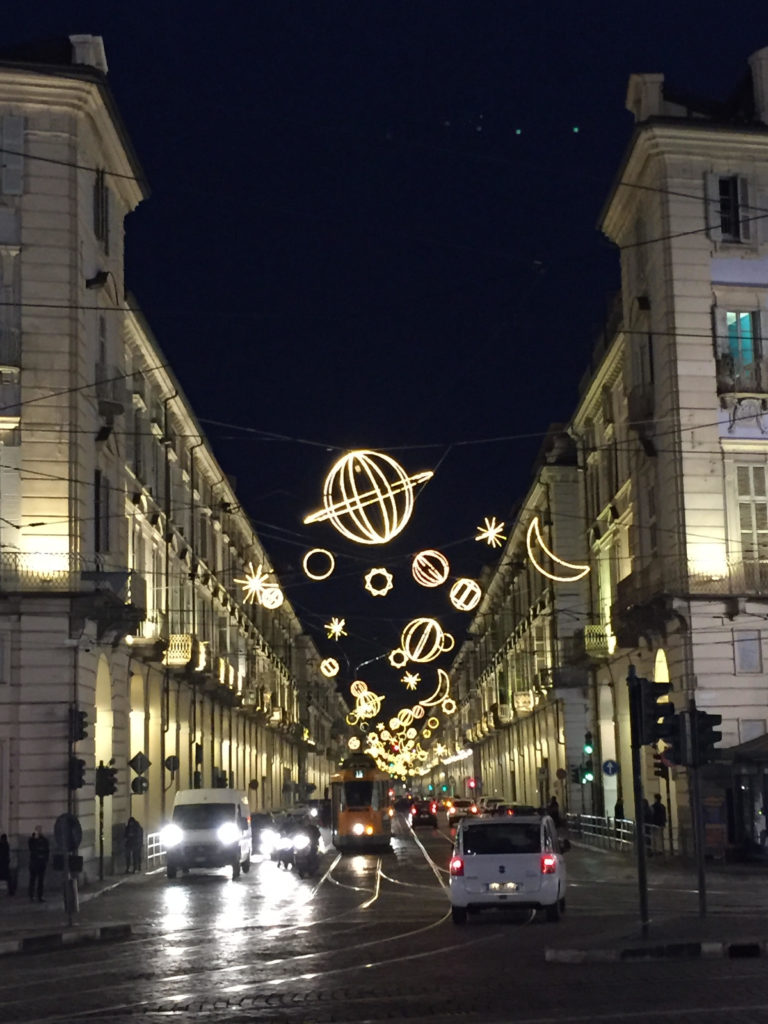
[411, 806, 417, 815]
[470, 804, 477, 814]
[541, 853, 557, 874]
[449, 856, 464, 876]
[506, 808, 514, 815]
[430, 802, 437, 813]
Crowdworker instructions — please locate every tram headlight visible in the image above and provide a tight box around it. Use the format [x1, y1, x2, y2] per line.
[160, 824, 183, 849]
[293, 834, 310, 851]
[352, 822, 365, 836]
[217, 821, 240, 845]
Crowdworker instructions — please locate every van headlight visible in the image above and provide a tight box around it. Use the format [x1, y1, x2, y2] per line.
[160, 824, 183, 849]
[261, 828, 278, 853]
[217, 822, 240, 845]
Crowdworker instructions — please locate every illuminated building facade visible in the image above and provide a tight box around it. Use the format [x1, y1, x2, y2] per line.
[0, 37, 346, 876]
[439, 48, 768, 857]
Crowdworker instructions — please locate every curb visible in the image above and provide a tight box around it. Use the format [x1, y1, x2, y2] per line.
[546, 939, 768, 963]
[0, 923, 132, 958]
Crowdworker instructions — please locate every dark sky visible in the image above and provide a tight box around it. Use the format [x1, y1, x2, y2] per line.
[7, 3, 765, 698]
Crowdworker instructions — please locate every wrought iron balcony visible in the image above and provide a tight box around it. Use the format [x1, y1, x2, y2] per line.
[95, 363, 129, 417]
[716, 354, 768, 396]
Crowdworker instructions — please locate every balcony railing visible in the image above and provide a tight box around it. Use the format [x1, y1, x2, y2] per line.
[0, 551, 144, 602]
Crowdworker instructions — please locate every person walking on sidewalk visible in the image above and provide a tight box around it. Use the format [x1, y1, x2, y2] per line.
[651, 793, 667, 855]
[28, 826, 49, 901]
[124, 817, 144, 874]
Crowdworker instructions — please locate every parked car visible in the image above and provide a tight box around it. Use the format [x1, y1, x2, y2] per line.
[447, 798, 478, 825]
[410, 799, 438, 827]
[449, 813, 568, 925]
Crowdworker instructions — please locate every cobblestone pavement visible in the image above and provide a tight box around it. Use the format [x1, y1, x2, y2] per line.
[0, 816, 767, 1022]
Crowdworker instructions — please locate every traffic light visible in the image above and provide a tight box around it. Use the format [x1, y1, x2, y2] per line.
[131, 776, 149, 795]
[68, 707, 89, 743]
[583, 731, 594, 755]
[637, 677, 677, 747]
[468, 778, 476, 790]
[570, 765, 580, 784]
[693, 710, 722, 766]
[95, 761, 118, 797]
[68, 756, 86, 790]
[581, 757, 594, 784]
[653, 751, 669, 779]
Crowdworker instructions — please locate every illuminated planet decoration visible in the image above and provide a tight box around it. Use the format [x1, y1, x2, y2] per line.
[449, 577, 482, 611]
[400, 617, 454, 664]
[320, 658, 339, 678]
[303, 450, 434, 545]
[412, 549, 450, 588]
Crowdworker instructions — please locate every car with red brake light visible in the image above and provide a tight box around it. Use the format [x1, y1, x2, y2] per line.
[447, 797, 477, 825]
[448, 813, 568, 924]
[409, 799, 438, 827]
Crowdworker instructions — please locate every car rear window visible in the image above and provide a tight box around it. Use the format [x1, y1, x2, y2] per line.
[463, 823, 540, 855]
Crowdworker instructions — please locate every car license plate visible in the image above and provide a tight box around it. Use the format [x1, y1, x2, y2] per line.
[488, 881, 519, 892]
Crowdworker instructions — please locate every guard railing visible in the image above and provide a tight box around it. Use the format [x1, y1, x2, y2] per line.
[145, 832, 166, 871]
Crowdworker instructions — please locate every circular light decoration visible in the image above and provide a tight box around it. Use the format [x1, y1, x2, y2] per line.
[422, 729, 432, 739]
[412, 704, 425, 719]
[260, 585, 284, 610]
[348, 736, 361, 751]
[449, 578, 482, 612]
[406, 727, 417, 739]
[346, 710, 359, 726]
[303, 450, 434, 546]
[320, 658, 339, 678]
[389, 717, 402, 731]
[412, 549, 450, 588]
[302, 548, 336, 581]
[350, 680, 368, 698]
[401, 617, 454, 664]
[427, 716, 440, 730]
[398, 708, 414, 727]
[388, 648, 408, 669]
[441, 697, 457, 716]
[364, 567, 394, 597]
[526, 515, 591, 582]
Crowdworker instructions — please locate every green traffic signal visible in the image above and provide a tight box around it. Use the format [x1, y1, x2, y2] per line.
[583, 731, 594, 755]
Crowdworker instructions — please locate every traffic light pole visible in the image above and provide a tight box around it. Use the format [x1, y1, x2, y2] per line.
[687, 701, 707, 918]
[98, 795, 104, 882]
[627, 667, 650, 937]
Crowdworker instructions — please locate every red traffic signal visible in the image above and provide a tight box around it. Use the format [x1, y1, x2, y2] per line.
[468, 778, 476, 789]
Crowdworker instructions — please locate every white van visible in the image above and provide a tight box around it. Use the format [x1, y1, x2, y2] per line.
[160, 789, 252, 880]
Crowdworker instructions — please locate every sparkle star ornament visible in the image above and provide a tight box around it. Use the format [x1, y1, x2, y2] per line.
[475, 516, 507, 549]
[363, 567, 394, 597]
[402, 671, 421, 690]
[303, 450, 433, 545]
[234, 563, 279, 606]
[325, 617, 347, 640]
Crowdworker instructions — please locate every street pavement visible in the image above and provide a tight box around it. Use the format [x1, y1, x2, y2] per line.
[1, 828, 767, 959]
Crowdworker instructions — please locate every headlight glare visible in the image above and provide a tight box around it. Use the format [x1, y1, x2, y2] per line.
[160, 824, 183, 849]
[217, 822, 240, 845]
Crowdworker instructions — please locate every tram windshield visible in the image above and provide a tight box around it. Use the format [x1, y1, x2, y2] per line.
[343, 780, 375, 809]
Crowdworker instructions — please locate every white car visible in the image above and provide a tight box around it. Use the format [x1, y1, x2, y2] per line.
[447, 798, 478, 825]
[449, 813, 567, 925]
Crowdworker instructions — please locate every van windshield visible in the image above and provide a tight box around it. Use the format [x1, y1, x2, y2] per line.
[463, 823, 540, 855]
[173, 804, 237, 829]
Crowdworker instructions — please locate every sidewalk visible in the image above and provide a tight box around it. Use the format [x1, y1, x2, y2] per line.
[0, 868, 141, 956]
[547, 840, 768, 962]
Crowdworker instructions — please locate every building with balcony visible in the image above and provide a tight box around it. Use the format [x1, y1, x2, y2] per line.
[0, 36, 346, 877]
[435, 47, 768, 859]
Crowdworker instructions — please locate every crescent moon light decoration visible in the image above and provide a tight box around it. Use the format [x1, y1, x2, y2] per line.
[419, 668, 451, 708]
[526, 515, 591, 582]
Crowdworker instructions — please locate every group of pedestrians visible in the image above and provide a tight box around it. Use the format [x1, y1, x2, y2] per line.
[0, 817, 145, 902]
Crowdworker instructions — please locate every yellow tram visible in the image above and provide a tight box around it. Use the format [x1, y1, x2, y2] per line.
[330, 752, 393, 851]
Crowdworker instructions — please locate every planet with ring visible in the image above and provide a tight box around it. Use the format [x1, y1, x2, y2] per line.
[303, 450, 434, 545]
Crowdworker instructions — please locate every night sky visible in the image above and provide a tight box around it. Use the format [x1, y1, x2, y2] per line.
[6, 3, 765, 698]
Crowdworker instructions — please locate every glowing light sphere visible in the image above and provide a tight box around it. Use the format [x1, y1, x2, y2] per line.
[401, 617, 453, 664]
[350, 680, 368, 698]
[397, 708, 414, 727]
[389, 716, 403, 731]
[406, 727, 417, 739]
[320, 658, 339, 678]
[302, 548, 336, 581]
[412, 549, 450, 588]
[412, 704, 425, 719]
[303, 450, 434, 545]
[356, 689, 383, 719]
[449, 578, 482, 612]
[260, 585, 284, 609]
[348, 736, 361, 750]
[364, 567, 394, 597]
[422, 729, 432, 739]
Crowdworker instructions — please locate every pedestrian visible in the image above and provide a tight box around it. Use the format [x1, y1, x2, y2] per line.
[547, 796, 561, 828]
[124, 817, 144, 874]
[28, 825, 49, 901]
[0, 833, 10, 894]
[614, 797, 625, 839]
[651, 793, 667, 854]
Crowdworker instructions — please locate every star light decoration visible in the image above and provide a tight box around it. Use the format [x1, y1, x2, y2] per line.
[325, 617, 347, 640]
[363, 567, 394, 597]
[234, 563, 283, 607]
[475, 516, 507, 549]
[402, 671, 420, 690]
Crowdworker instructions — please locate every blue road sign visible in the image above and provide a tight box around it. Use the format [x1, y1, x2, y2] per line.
[602, 759, 619, 776]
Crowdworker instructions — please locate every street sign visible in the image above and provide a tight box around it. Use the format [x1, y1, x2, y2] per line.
[128, 751, 151, 775]
[555, 768, 567, 780]
[602, 759, 619, 776]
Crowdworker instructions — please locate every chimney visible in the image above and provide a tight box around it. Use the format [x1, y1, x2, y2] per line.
[625, 73, 665, 123]
[68, 35, 108, 74]
[748, 47, 768, 125]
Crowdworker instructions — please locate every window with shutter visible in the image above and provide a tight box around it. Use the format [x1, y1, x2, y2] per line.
[0, 115, 23, 196]
[737, 464, 768, 589]
[706, 173, 753, 243]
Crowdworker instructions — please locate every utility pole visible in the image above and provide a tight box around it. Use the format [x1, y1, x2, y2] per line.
[627, 665, 650, 937]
